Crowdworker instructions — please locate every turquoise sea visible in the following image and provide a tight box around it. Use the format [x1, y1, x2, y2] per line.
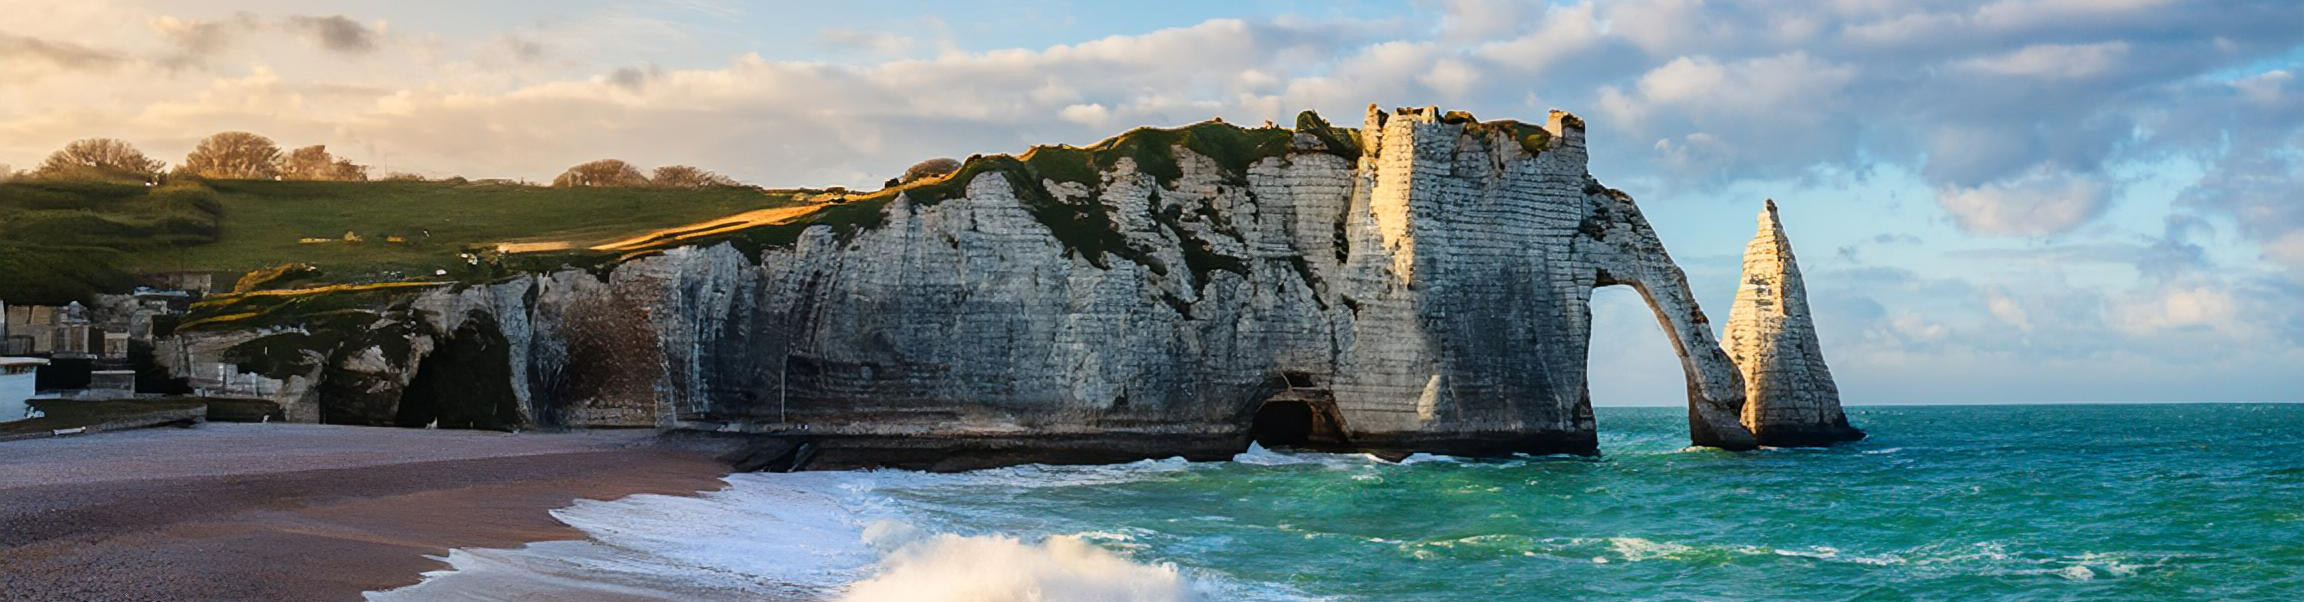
[373, 404, 2304, 601]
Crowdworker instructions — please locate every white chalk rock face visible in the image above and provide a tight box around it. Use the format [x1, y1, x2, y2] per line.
[1725, 200, 1864, 445]
[173, 105, 1775, 468]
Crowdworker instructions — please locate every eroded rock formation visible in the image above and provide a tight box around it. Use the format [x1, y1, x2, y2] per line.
[1724, 200, 1864, 445]
[165, 106, 1783, 468]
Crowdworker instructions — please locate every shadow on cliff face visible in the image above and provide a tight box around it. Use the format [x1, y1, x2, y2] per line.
[394, 314, 520, 430]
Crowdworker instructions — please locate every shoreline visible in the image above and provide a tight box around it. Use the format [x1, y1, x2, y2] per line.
[0, 424, 734, 602]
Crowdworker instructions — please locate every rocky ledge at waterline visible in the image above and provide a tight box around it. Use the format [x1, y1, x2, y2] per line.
[160, 105, 1860, 470]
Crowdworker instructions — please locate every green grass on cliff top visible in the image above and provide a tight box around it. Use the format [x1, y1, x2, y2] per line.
[0, 179, 806, 303]
[133, 180, 801, 275]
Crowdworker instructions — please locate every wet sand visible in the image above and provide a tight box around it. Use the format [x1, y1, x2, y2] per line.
[0, 423, 732, 601]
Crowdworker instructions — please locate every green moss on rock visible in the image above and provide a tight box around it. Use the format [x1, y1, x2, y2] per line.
[1295, 111, 1363, 160]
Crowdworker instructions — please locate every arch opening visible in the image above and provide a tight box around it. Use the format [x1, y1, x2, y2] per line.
[1583, 284, 1699, 447]
[1585, 286, 1688, 407]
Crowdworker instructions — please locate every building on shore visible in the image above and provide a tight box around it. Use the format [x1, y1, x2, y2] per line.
[95, 288, 193, 342]
[84, 369, 138, 399]
[2, 357, 48, 422]
[2, 301, 61, 355]
[3, 302, 97, 358]
[4, 299, 152, 363]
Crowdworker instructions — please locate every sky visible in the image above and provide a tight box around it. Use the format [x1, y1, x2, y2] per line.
[2, 0, 2299, 404]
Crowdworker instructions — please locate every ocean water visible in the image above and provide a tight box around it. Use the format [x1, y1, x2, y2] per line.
[370, 404, 2304, 601]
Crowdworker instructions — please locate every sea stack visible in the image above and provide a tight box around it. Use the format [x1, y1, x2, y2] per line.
[1724, 200, 1864, 445]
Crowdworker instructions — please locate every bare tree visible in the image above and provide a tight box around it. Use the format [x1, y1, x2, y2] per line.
[650, 165, 738, 188]
[552, 159, 649, 187]
[34, 138, 166, 181]
[279, 145, 369, 181]
[900, 157, 962, 183]
[183, 131, 283, 179]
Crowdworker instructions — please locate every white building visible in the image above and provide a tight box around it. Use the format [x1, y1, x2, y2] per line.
[2, 357, 48, 422]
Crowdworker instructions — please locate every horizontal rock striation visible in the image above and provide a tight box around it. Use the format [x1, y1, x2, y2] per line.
[1725, 200, 1864, 446]
[165, 105, 1771, 468]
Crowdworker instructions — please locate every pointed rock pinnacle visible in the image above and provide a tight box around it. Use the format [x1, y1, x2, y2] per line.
[1725, 200, 1865, 445]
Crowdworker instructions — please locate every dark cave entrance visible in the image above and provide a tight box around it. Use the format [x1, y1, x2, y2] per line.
[396, 315, 521, 431]
[1250, 400, 1316, 447]
[1248, 372, 1353, 450]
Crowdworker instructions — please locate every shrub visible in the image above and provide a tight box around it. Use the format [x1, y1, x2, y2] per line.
[34, 138, 166, 183]
[183, 131, 284, 180]
[650, 165, 738, 188]
[280, 145, 369, 181]
[900, 158, 962, 183]
[552, 159, 648, 187]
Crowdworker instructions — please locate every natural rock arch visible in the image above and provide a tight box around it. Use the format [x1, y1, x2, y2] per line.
[1566, 177, 1757, 450]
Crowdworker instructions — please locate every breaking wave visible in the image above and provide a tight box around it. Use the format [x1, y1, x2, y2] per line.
[368, 447, 1322, 602]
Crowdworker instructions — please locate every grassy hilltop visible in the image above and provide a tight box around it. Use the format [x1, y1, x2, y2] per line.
[0, 179, 812, 304]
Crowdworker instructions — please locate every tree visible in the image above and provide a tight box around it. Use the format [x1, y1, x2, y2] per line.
[183, 131, 283, 180]
[279, 145, 369, 181]
[900, 157, 962, 183]
[33, 138, 166, 182]
[552, 159, 648, 187]
[330, 159, 369, 181]
[649, 165, 737, 188]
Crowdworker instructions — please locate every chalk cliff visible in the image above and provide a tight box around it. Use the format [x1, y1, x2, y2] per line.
[1724, 200, 1864, 445]
[165, 106, 1810, 468]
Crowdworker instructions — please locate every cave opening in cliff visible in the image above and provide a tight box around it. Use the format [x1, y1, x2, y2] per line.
[1248, 379, 1353, 450]
[1250, 401, 1315, 447]
[395, 315, 521, 431]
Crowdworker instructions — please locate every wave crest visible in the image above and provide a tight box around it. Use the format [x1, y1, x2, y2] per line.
[841, 521, 1203, 602]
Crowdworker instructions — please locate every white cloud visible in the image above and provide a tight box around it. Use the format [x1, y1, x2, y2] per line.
[2232, 70, 2293, 105]
[1473, 1, 1605, 73]
[2265, 231, 2304, 276]
[1436, 0, 1532, 43]
[1971, 0, 2178, 30]
[2109, 284, 2242, 336]
[1983, 288, 2033, 331]
[1417, 58, 1479, 99]
[1956, 42, 2128, 79]
[1888, 312, 1950, 343]
[1057, 103, 1111, 127]
[1936, 165, 2111, 236]
[1597, 52, 1859, 129]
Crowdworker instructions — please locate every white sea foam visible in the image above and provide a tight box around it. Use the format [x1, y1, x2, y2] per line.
[1607, 537, 1701, 561]
[368, 454, 1319, 602]
[840, 522, 1207, 602]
